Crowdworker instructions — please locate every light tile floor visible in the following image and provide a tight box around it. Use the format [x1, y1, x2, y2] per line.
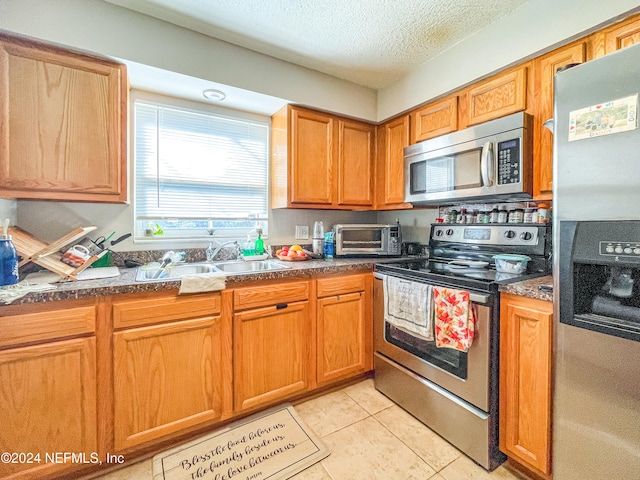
[93, 379, 524, 480]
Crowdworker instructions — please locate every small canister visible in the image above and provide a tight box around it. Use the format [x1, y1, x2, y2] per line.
[482, 211, 490, 223]
[449, 209, 458, 224]
[456, 208, 466, 224]
[489, 207, 500, 223]
[475, 210, 484, 223]
[531, 209, 539, 223]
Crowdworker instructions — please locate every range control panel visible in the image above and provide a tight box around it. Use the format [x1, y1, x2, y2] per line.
[431, 224, 540, 246]
[600, 241, 640, 257]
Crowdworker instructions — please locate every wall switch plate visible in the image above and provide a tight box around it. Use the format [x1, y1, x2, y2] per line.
[295, 225, 309, 240]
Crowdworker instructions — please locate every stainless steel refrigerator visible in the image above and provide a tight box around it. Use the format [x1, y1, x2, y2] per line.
[553, 44, 640, 479]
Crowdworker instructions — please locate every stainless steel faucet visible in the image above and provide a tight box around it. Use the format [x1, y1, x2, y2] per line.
[206, 240, 239, 262]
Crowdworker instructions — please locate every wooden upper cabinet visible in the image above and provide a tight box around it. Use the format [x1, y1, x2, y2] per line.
[375, 115, 411, 209]
[0, 33, 127, 203]
[499, 293, 553, 478]
[463, 66, 528, 127]
[533, 42, 586, 200]
[271, 105, 373, 209]
[410, 95, 458, 143]
[338, 119, 374, 206]
[604, 15, 640, 54]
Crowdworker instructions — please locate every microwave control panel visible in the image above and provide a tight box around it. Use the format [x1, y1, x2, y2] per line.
[600, 241, 640, 258]
[497, 138, 521, 185]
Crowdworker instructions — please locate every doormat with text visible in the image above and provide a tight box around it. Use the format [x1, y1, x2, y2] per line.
[152, 404, 330, 480]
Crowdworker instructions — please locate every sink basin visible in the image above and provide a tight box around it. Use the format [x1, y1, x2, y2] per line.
[135, 260, 288, 281]
[136, 263, 218, 281]
[211, 260, 289, 274]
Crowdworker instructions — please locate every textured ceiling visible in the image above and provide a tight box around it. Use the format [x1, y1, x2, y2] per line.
[105, 0, 529, 90]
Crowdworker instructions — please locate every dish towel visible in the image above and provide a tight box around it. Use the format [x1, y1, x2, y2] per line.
[383, 275, 434, 340]
[178, 272, 226, 294]
[433, 286, 476, 352]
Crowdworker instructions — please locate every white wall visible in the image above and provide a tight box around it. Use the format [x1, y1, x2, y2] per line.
[378, 0, 640, 120]
[0, 200, 17, 227]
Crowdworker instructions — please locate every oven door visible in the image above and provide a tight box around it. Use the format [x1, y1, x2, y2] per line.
[373, 272, 494, 412]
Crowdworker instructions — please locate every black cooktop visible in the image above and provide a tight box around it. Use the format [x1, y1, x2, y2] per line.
[375, 259, 544, 293]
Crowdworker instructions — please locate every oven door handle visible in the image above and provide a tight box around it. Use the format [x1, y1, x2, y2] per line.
[374, 272, 491, 304]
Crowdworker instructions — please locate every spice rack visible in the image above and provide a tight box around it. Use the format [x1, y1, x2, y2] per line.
[8, 226, 108, 281]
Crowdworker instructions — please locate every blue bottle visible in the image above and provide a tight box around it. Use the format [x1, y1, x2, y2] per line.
[0, 235, 19, 286]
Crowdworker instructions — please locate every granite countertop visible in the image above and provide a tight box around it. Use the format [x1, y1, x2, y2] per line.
[499, 275, 553, 302]
[3, 257, 404, 306]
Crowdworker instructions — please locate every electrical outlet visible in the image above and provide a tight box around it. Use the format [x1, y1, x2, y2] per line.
[295, 225, 309, 240]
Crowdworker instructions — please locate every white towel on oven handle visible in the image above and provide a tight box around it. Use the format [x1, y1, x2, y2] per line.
[383, 274, 434, 341]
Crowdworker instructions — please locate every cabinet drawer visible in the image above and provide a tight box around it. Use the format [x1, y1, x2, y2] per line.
[0, 302, 96, 348]
[234, 281, 309, 310]
[113, 293, 221, 329]
[317, 274, 367, 298]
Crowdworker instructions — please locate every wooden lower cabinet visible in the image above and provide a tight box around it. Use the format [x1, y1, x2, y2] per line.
[233, 281, 312, 412]
[316, 273, 372, 385]
[112, 292, 230, 451]
[499, 293, 553, 479]
[0, 337, 97, 480]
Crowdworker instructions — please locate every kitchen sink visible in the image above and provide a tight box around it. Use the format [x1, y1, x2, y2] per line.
[211, 260, 289, 273]
[135, 260, 289, 281]
[136, 263, 218, 281]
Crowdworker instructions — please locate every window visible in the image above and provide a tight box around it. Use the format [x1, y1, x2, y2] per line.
[134, 99, 269, 240]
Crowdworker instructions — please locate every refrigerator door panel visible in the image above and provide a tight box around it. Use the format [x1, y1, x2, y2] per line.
[554, 324, 640, 480]
[553, 44, 640, 222]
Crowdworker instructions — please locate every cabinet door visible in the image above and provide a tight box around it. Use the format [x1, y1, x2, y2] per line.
[234, 301, 311, 412]
[410, 95, 458, 143]
[605, 16, 640, 53]
[113, 317, 223, 451]
[290, 107, 335, 205]
[499, 294, 553, 477]
[0, 338, 97, 480]
[0, 35, 126, 202]
[533, 43, 586, 200]
[338, 119, 374, 206]
[464, 66, 528, 126]
[376, 115, 411, 208]
[317, 292, 369, 385]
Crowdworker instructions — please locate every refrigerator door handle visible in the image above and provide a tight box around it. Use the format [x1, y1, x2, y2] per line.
[481, 141, 494, 186]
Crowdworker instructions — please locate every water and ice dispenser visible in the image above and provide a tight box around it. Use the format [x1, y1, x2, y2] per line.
[559, 221, 640, 342]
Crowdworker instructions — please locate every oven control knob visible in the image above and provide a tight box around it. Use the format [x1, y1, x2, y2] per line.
[520, 232, 533, 241]
[445, 229, 454, 236]
[435, 230, 444, 237]
[624, 247, 633, 254]
[615, 246, 623, 254]
[504, 230, 516, 239]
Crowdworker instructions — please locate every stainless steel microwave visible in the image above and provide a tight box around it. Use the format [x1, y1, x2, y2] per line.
[334, 224, 401, 257]
[404, 112, 533, 205]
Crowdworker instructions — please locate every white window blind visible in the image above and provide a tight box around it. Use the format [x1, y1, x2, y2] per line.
[134, 101, 269, 239]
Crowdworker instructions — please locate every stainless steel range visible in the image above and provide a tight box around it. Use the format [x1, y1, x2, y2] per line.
[374, 222, 551, 470]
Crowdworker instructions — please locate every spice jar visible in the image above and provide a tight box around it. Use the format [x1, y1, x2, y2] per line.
[537, 203, 550, 223]
[457, 208, 466, 224]
[524, 208, 534, 223]
[497, 207, 508, 223]
[475, 210, 484, 223]
[508, 208, 524, 223]
[449, 209, 458, 224]
[490, 207, 500, 223]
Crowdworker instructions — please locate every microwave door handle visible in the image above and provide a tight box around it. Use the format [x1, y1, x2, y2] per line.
[480, 141, 494, 186]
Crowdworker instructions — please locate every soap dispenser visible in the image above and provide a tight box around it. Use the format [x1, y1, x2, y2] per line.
[254, 228, 265, 255]
[243, 235, 255, 257]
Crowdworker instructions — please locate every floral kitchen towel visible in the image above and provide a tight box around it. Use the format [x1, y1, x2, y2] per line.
[433, 286, 476, 352]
